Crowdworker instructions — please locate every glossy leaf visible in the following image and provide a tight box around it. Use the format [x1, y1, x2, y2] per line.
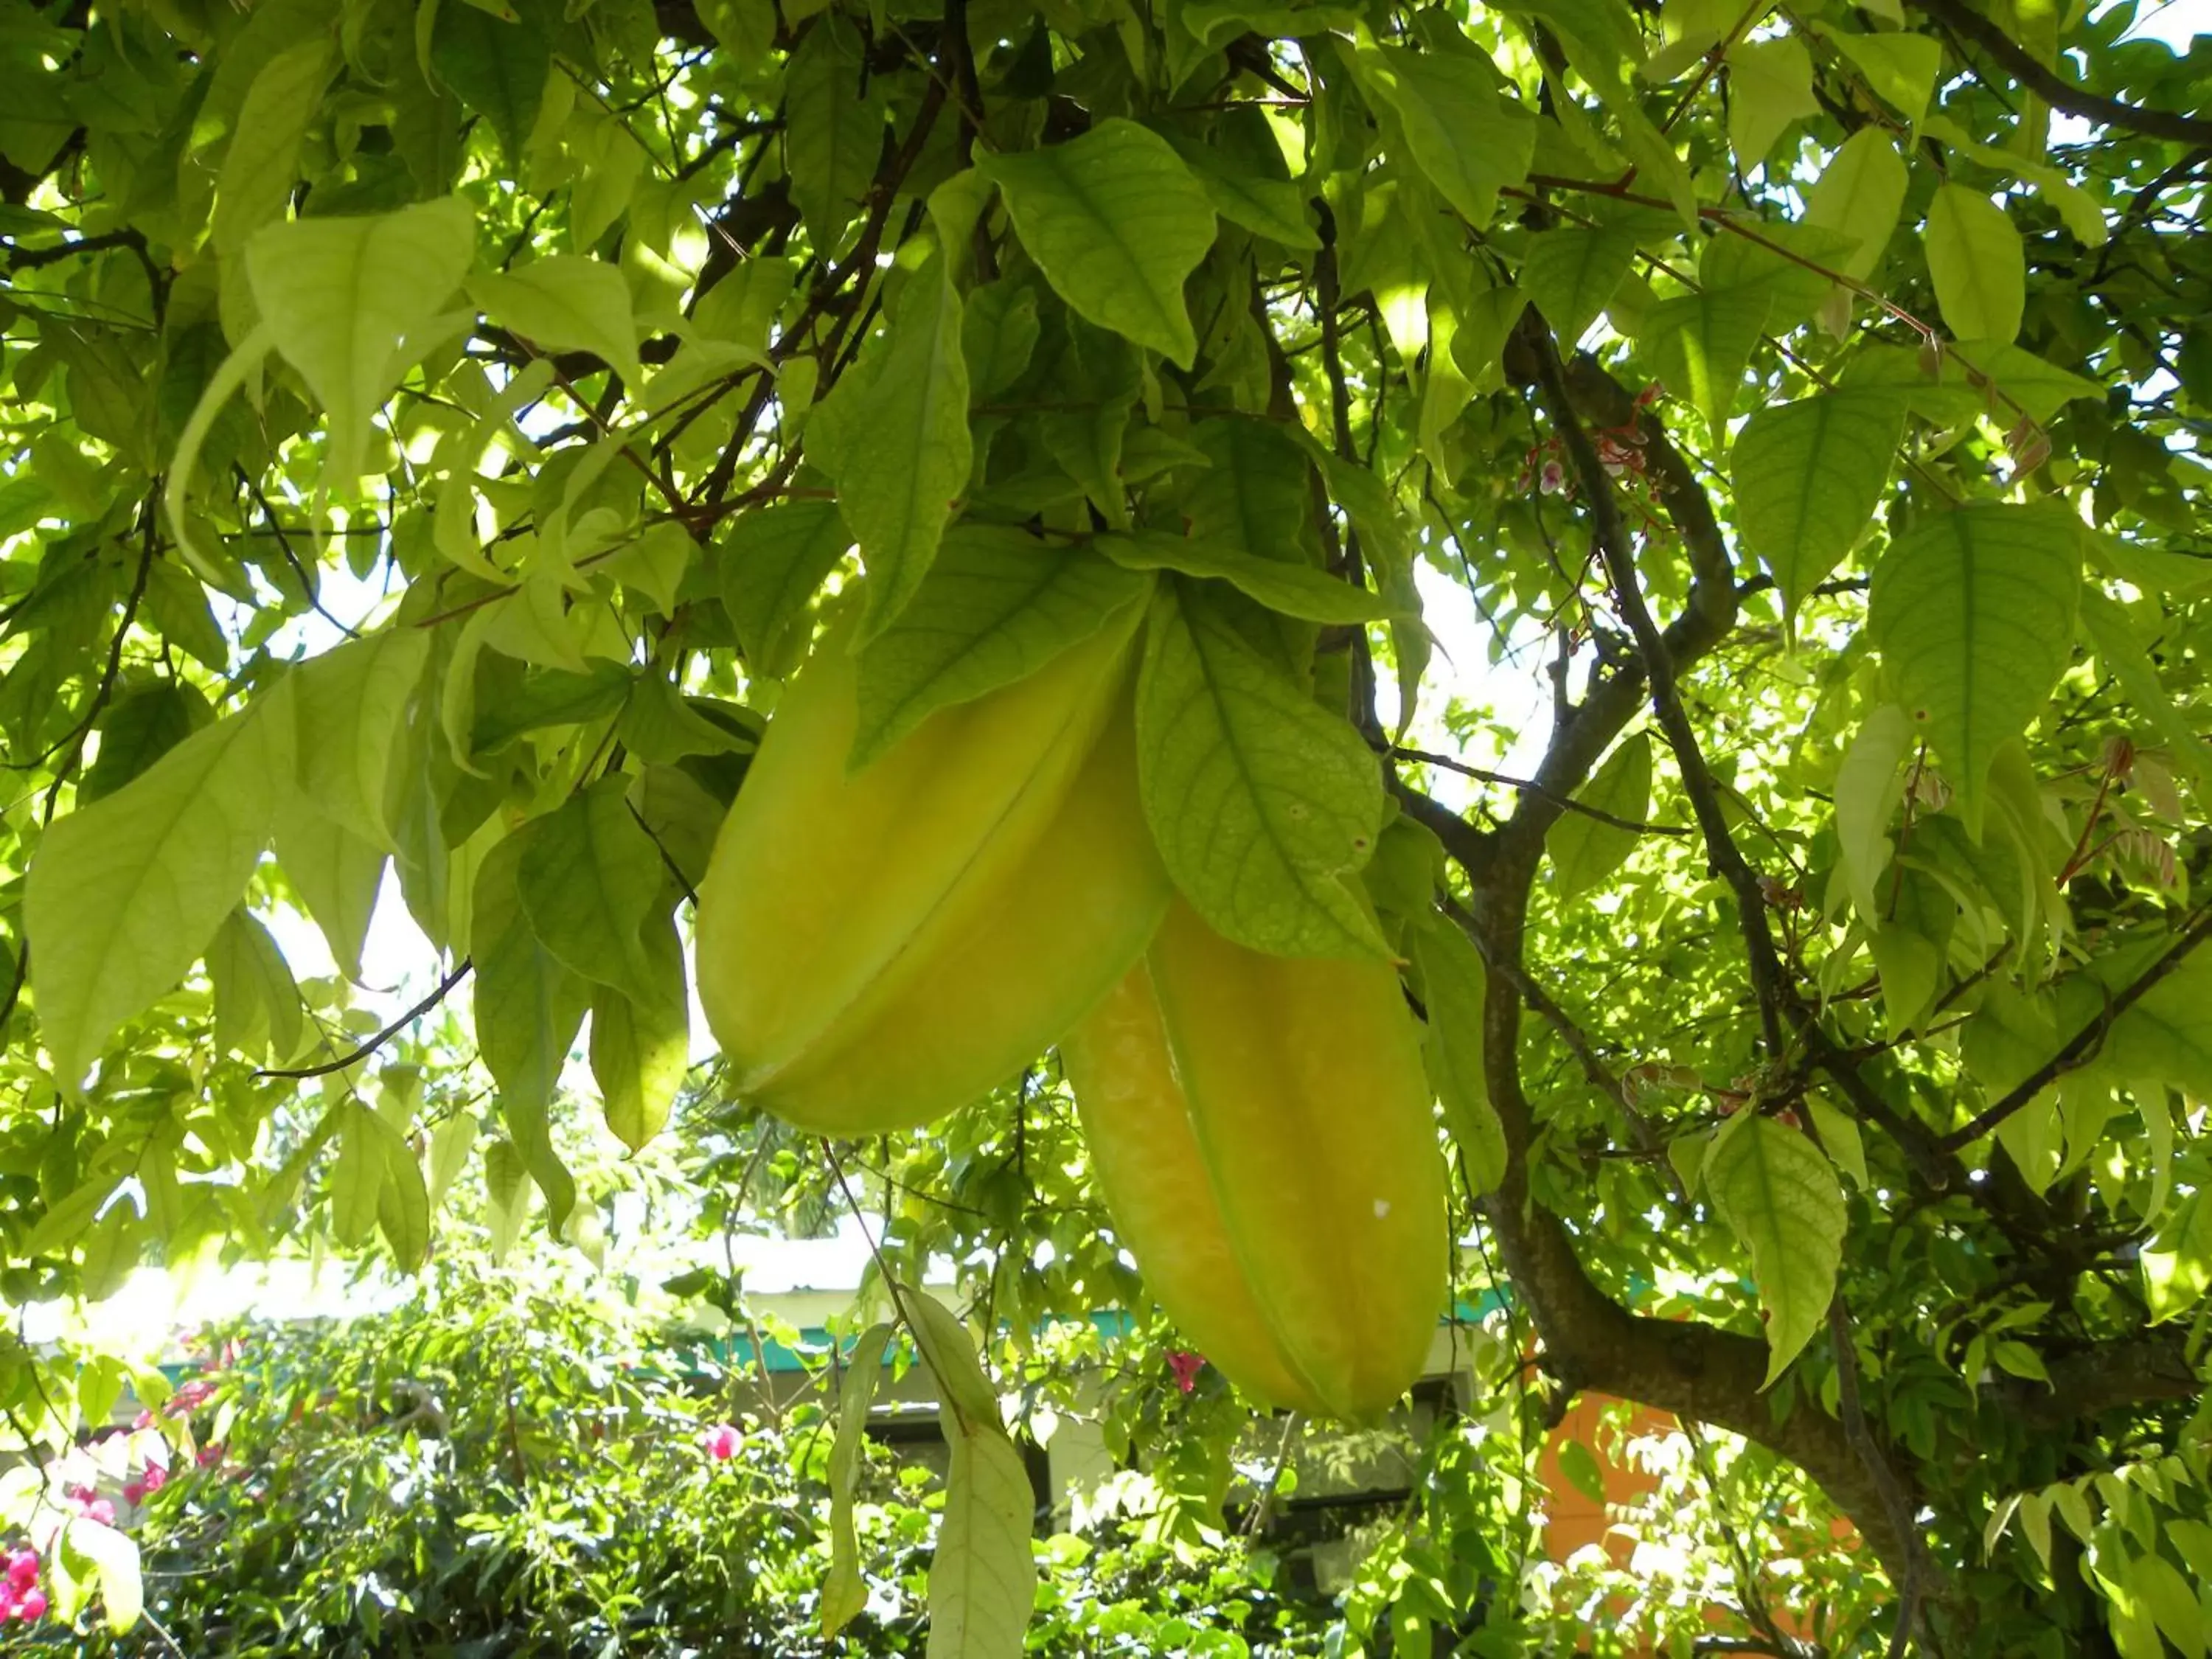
[245, 197, 479, 488]
[907, 1294, 1037, 1659]
[1731, 389, 1906, 616]
[830, 257, 972, 643]
[28, 698, 290, 1087]
[852, 528, 1148, 768]
[1548, 732, 1653, 902]
[978, 120, 1217, 367]
[1703, 1115, 1847, 1385]
[1867, 504, 2081, 835]
[515, 778, 668, 1004]
[1135, 580, 1386, 959]
[1925, 185, 2025, 347]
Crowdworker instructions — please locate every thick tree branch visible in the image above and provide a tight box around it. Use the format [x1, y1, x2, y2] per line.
[2004, 1330, 2200, 1428]
[1434, 322, 1926, 1592]
[1902, 0, 2212, 147]
[1528, 326, 1791, 1060]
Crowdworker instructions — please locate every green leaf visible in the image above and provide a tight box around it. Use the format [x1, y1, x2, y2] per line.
[961, 279, 1042, 400]
[2081, 591, 2212, 787]
[1135, 580, 1386, 959]
[1731, 389, 1906, 617]
[1184, 417, 1316, 563]
[431, 0, 552, 167]
[1099, 531, 1395, 625]
[471, 257, 644, 386]
[830, 257, 972, 644]
[588, 911, 688, 1153]
[482, 1135, 535, 1263]
[1804, 129, 1909, 282]
[1947, 340, 2100, 425]
[852, 528, 1148, 769]
[369, 1108, 431, 1271]
[1925, 185, 2025, 347]
[291, 628, 433, 850]
[208, 907, 304, 1065]
[1703, 1115, 1846, 1385]
[2131, 1551, 2208, 1659]
[1646, 283, 1772, 437]
[28, 698, 289, 1086]
[274, 801, 387, 983]
[1548, 731, 1653, 902]
[426, 1110, 479, 1213]
[978, 119, 1218, 367]
[1820, 27, 1940, 128]
[471, 827, 587, 1230]
[905, 1295, 1038, 1659]
[333, 1100, 389, 1248]
[1411, 917, 1507, 1194]
[785, 16, 886, 253]
[717, 500, 852, 678]
[81, 681, 212, 804]
[473, 662, 636, 753]
[515, 778, 667, 1003]
[2145, 1189, 2212, 1322]
[1360, 45, 1536, 231]
[822, 1321, 895, 1635]
[1832, 703, 1912, 922]
[245, 197, 478, 490]
[21, 1177, 122, 1262]
[211, 36, 336, 254]
[2101, 948, 2212, 1101]
[1866, 504, 2081, 835]
[1870, 920, 1941, 1041]
[141, 559, 231, 674]
[1806, 1095, 1868, 1189]
[1557, 1438, 1608, 1504]
[628, 765, 728, 888]
[1727, 37, 1818, 167]
[1520, 223, 1639, 347]
[66, 1518, 142, 1633]
[1180, 153, 1318, 250]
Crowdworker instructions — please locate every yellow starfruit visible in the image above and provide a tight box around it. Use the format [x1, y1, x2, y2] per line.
[1063, 898, 1449, 1419]
[695, 599, 1169, 1134]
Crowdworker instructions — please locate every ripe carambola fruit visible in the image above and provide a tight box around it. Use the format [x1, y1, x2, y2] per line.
[695, 602, 1169, 1135]
[1063, 900, 1448, 1419]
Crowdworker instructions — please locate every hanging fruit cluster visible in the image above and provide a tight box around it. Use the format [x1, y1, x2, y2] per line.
[696, 554, 1473, 1420]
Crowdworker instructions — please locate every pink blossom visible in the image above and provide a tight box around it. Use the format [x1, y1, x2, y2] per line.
[166, 1380, 216, 1416]
[703, 1423, 741, 1461]
[5, 1550, 37, 1593]
[1166, 1351, 1206, 1394]
[197, 1443, 226, 1468]
[16, 1587, 46, 1621]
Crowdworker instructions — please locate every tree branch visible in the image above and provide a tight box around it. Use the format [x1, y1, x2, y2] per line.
[1389, 744, 1691, 837]
[257, 961, 473, 1079]
[1902, 0, 2212, 147]
[1527, 324, 1791, 1060]
[1935, 911, 2212, 1153]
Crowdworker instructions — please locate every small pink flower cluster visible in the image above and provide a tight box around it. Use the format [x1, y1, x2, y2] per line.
[134, 1377, 218, 1432]
[66, 1484, 115, 1528]
[703, 1423, 740, 1461]
[3, 1545, 47, 1624]
[123, 1464, 169, 1506]
[1166, 1352, 1206, 1395]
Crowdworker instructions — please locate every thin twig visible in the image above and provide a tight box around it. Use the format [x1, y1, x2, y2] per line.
[256, 960, 473, 1079]
[1391, 744, 1691, 837]
[1935, 912, 2212, 1152]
